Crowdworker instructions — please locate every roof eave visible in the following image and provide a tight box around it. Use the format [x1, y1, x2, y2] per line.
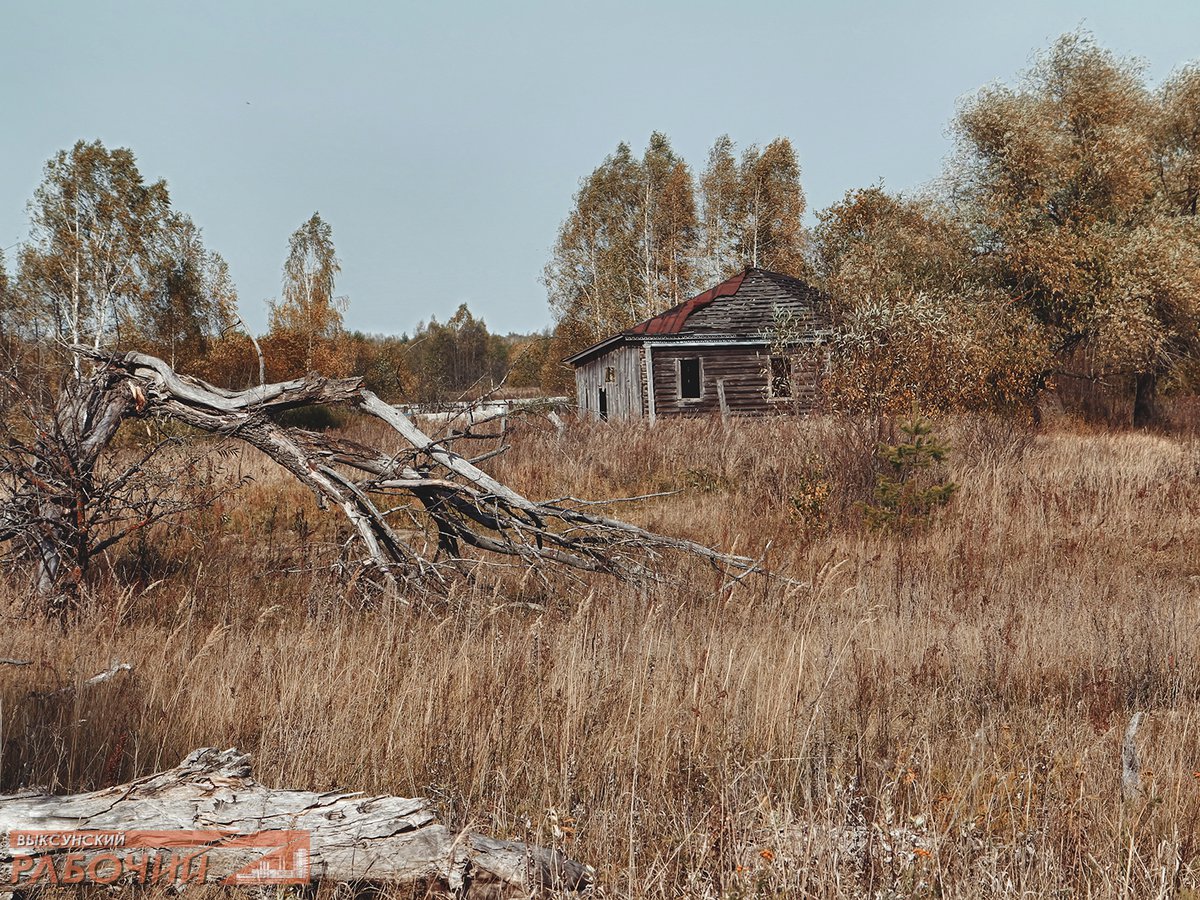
[561, 334, 628, 366]
[565, 329, 832, 366]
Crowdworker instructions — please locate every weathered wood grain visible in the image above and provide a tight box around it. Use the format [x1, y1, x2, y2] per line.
[0, 748, 590, 897]
[566, 268, 830, 421]
[574, 345, 643, 420]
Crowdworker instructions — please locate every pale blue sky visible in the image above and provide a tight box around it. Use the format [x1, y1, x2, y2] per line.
[2, 1, 1197, 336]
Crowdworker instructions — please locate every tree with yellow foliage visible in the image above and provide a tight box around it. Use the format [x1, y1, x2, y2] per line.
[699, 135, 808, 280]
[812, 186, 1046, 412]
[952, 33, 1200, 424]
[266, 212, 349, 378]
[544, 134, 700, 354]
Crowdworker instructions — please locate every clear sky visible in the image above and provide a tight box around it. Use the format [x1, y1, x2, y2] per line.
[2, 0, 1197, 337]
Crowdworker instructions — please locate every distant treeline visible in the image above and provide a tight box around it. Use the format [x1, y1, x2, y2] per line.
[0, 151, 556, 403]
[204, 309, 558, 403]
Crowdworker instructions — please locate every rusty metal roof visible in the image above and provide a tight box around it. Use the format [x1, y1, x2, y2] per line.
[626, 271, 746, 335]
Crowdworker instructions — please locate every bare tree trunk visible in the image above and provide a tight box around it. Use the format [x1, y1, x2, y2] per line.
[2, 368, 135, 607]
[0, 748, 590, 897]
[1133, 370, 1159, 429]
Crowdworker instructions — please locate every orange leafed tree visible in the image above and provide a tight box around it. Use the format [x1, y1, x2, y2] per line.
[266, 212, 351, 380]
[811, 186, 1047, 413]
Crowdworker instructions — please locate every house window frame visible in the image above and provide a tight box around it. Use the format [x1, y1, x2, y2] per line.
[676, 356, 703, 402]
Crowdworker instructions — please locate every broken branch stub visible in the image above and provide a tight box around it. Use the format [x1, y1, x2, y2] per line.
[46, 348, 762, 598]
[0, 747, 590, 897]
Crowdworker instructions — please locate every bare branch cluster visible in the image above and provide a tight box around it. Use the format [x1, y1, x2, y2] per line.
[0, 348, 759, 608]
[0, 364, 239, 610]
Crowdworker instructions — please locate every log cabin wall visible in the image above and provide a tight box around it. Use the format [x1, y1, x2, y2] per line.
[649, 344, 822, 416]
[574, 345, 644, 420]
[789, 354, 823, 410]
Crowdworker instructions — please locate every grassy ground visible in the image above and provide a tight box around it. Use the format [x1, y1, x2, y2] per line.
[3, 414, 1200, 898]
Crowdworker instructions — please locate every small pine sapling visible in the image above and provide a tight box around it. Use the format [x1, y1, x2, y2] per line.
[864, 413, 957, 531]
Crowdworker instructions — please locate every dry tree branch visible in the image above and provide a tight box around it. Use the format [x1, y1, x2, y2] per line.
[117, 350, 759, 586]
[2, 347, 764, 605]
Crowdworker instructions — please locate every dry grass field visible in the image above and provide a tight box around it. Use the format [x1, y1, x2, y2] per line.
[3, 414, 1200, 898]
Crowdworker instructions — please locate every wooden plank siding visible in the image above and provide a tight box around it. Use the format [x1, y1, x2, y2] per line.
[574, 345, 644, 420]
[649, 344, 821, 417]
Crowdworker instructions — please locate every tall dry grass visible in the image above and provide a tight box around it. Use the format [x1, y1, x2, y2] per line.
[3, 415, 1200, 898]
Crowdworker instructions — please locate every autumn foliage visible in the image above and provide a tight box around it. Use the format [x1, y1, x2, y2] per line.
[543, 33, 1200, 423]
[1, 33, 1197, 422]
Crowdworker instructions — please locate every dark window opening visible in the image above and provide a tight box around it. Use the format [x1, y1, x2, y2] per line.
[598, 388, 609, 420]
[679, 358, 701, 400]
[770, 356, 791, 398]
[605, 365, 616, 383]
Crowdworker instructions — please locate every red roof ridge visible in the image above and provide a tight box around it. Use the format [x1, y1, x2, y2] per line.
[626, 270, 747, 336]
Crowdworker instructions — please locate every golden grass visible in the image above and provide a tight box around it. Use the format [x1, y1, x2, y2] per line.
[3, 415, 1200, 898]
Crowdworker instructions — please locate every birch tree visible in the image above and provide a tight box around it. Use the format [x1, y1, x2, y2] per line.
[699, 136, 809, 279]
[641, 132, 699, 309]
[698, 135, 742, 280]
[0, 247, 11, 345]
[17, 140, 172, 376]
[267, 212, 347, 377]
[737, 138, 808, 276]
[544, 134, 700, 354]
[135, 214, 240, 371]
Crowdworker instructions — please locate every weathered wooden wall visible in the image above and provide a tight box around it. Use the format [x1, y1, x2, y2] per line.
[574, 346, 644, 420]
[574, 343, 822, 420]
[649, 344, 821, 417]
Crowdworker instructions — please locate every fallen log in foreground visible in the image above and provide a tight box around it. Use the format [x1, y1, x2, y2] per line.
[0, 748, 590, 897]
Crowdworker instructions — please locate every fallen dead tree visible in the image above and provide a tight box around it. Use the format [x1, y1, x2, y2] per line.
[0, 747, 590, 896]
[0, 347, 760, 607]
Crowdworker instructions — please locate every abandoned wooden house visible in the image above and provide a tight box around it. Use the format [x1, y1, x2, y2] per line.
[565, 267, 831, 421]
